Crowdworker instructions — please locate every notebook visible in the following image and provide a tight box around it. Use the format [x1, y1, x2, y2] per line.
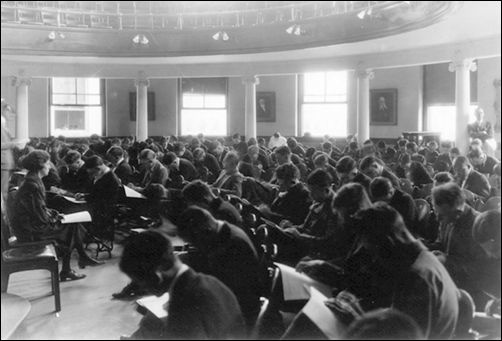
[136, 292, 170, 319]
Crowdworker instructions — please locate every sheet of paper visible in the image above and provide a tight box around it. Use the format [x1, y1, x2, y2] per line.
[136, 292, 170, 319]
[274, 262, 332, 301]
[60, 211, 92, 224]
[62, 195, 86, 204]
[124, 186, 147, 199]
[13, 170, 27, 176]
[302, 287, 344, 340]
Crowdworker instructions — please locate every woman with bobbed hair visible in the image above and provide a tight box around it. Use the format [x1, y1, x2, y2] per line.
[10, 150, 101, 281]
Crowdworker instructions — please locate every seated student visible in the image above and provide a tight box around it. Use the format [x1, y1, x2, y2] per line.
[212, 152, 243, 197]
[468, 147, 499, 176]
[10, 150, 101, 281]
[369, 177, 417, 236]
[424, 140, 440, 165]
[489, 163, 501, 197]
[240, 145, 270, 181]
[119, 231, 245, 340]
[405, 141, 419, 156]
[182, 180, 242, 227]
[76, 156, 122, 241]
[192, 147, 221, 184]
[321, 141, 342, 162]
[453, 156, 491, 201]
[106, 146, 133, 185]
[177, 207, 261, 330]
[360, 155, 401, 189]
[287, 137, 305, 158]
[58, 150, 92, 193]
[313, 153, 339, 188]
[345, 308, 425, 340]
[407, 161, 433, 198]
[430, 183, 489, 305]
[472, 210, 501, 309]
[268, 132, 287, 150]
[162, 152, 197, 184]
[355, 203, 459, 339]
[335, 156, 371, 192]
[265, 169, 337, 263]
[173, 141, 194, 163]
[259, 163, 311, 225]
[130, 149, 169, 192]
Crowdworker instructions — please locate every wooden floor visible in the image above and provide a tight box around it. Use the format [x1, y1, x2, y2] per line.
[5, 245, 143, 340]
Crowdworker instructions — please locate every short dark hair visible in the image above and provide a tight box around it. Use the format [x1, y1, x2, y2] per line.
[333, 183, 371, 216]
[451, 147, 460, 155]
[139, 148, 156, 160]
[433, 171, 454, 185]
[473, 210, 501, 245]
[453, 156, 471, 169]
[106, 146, 124, 159]
[360, 156, 381, 171]
[369, 177, 393, 199]
[432, 183, 465, 208]
[63, 150, 81, 165]
[274, 146, 291, 157]
[275, 163, 299, 182]
[468, 148, 483, 159]
[377, 141, 386, 149]
[398, 139, 409, 147]
[306, 168, 332, 188]
[322, 141, 332, 150]
[406, 142, 418, 152]
[182, 180, 212, 204]
[119, 231, 175, 280]
[177, 206, 214, 243]
[173, 142, 186, 152]
[83, 155, 104, 169]
[336, 156, 357, 174]
[143, 183, 167, 201]
[21, 150, 51, 172]
[162, 152, 177, 165]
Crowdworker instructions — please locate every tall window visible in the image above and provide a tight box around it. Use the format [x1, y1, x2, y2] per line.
[50, 78, 104, 137]
[180, 78, 227, 136]
[427, 105, 477, 141]
[300, 71, 348, 137]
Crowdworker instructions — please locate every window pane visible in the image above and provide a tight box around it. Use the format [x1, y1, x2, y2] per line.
[304, 73, 326, 96]
[301, 103, 347, 137]
[326, 71, 347, 100]
[52, 78, 75, 94]
[204, 94, 226, 108]
[50, 106, 102, 137]
[325, 95, 347, 102]
[427, 105, 477, 141]
[77, 94, 101, 105]
[76, 78, 100, 95]
[181, 109, 227, 136]
[183, 94, 204, 108]
[304, 95, 325, 103]
[52, 94, 77, 105]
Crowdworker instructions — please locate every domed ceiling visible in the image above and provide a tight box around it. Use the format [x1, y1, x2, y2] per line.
[1, 1, 462, 57]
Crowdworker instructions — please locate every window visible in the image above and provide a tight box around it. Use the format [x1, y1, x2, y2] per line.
[50, 78, 104, 137]
[427, 105, 477, 141]
[180, 78, 227, 136]
[300, 71, 348, 137]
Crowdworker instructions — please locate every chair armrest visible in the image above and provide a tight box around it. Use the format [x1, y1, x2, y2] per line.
[9, 239, 57, 248]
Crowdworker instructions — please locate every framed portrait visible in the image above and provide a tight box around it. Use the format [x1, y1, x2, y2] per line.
[256, 91, 276, 122]
[370, 89, 398, 125]
[129, 92, 156, 121]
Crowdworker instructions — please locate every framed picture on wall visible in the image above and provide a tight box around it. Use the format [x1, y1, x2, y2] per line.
[370, 88, 398, 125]
[256, 91, 276, 122]
[129, 92, 156, 121]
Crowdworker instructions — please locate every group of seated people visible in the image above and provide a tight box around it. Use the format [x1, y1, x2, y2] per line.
[3, 131, 501, 339]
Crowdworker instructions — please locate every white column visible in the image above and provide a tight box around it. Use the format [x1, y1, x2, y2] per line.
[242, 75, 260, 140]
[356, 69, 374, 143]
[449, 58, 476, 153]
[135, 76, 150, 142]
[11, 76, 32, 144]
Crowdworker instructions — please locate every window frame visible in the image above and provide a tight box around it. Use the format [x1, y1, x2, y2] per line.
[49, 78, 106, 137]
[425, 102, 479, 141]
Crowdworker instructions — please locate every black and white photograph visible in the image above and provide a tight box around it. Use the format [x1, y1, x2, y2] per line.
[1, 1, 501, 340]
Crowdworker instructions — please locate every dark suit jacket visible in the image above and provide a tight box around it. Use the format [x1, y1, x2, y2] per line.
[85, 171, 121, 227]
[164, 268, 245, 339]
[389, 189, 417, 234]
[140, 160, 169, 188]
[59, 166, 92, 193]
[474, 156, 499, 176]
[209, 197, 243, 227]
[464, 169, 491, 200]
[113, 159, 133, 185]
[270, 182, 312, 225]
[213, 170, 244, 197]
[194, 153, 221, 184]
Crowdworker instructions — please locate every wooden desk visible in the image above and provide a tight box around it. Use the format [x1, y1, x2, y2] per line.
[402, 131, 441, 145]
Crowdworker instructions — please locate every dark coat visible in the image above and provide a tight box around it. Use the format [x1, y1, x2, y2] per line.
[270, 182, 312, 225]
[140, 160, 169, 188]
[464, 169, 491, 200]
[113, 159, 133, 185]
[85, 171, 121, 231]
[389, 189, 417, 234]
[213, 170, 244, 197]
[209, 197, 243, 227]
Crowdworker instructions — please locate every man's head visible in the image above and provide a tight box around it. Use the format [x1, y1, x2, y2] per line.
[452, 156, 472, 183]
[106, 146, 125, 166]
[433, 171, 455, 187]
[369, 177, 395, 203]
[83, 155, 106, 178]
[274, 146, 291, 165]
[182, 180, 214, 207]
[322, 141, 332, 154]
[173, 142, 186, 157]
[431, 183, 465, 224]
[306, 169, 333, 202]
[336, 156, 358, 185]
[473, 210, 501, 259]
[406, 142, 418, 155]
[313, 153, 329, 169]
[223, 152, 239, 173]
[474, 107, 485, 122]
[287, 137, 298, 149]
[193, 148, 206, 163]
[468, 147, 486, 167]
[120, 231, 177, 296]
[63, 150, 84, 171]
[177, 206, 219, 250]
[247, 145, 260, 161]
[360, 156, 384, 179]
[333, 183, 372, 226]
[162, 152, 179, 169]
[139, 148, 156, 167]
[275, 163, 300, 192]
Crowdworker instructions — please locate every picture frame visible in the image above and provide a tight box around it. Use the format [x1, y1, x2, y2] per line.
[256, 91, 276, 122]
[129, 92, 156, 121]
[370, 88, 398, 125]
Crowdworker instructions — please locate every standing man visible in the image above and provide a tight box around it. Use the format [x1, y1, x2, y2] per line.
[468, 107, 496, 156]
[1, 100, 24, 199]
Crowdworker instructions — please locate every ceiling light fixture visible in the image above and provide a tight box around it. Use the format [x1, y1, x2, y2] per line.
[286, 24, 306, 36]
[357, 2, 373, 19]
[212, 31, 229, 41]
[132, 34, 149, 45]
[47, 31, 65, 41]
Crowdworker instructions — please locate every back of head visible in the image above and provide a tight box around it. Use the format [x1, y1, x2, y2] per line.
[432, 182, 465, 208]
[287, 137, 297, 148]
[336, 156, 357, 174]
[273, 132, 280, 138]
[346, 308, 425, 340]
[473, 209, 501, 246]
[21, 150, 51, 172]
[177, 206, 214, 243]
[322, 141, 332, 151]
[369, 177, 393, 200]
[120, 231, 175, 280]
[182, 180, 212, 204]
[274, 145, 291, 158]
[433, 172, 454, 186]
[409, 161, 432, 185]
[83, 155, 104, 169]
[139, 148, 155, 160]
[313, 153, 329, 167]
[275, 163, 300, 182]
[143, 183, 167, 202]
[106, 146, 124, 160]
[162, 152, 177, 166]
[63, 149, 82, 165]
[360, 156, 379, 171]
[307, 168, 332, 188]
[333, 183, 371, 216]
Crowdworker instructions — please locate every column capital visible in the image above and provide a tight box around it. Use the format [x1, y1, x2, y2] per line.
[355, 69, 374, 80]
[11, 76, 32, 87]
[242, 75, 260, 86]
[448, 58, 477, 73]
[134, 77, 150, 88]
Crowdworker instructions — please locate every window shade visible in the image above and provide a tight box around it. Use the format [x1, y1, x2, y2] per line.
[181, 78, 227, 95]
[424, 62, 477, 105]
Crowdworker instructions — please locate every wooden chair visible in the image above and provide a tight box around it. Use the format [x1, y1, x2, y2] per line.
[1, 212, 61, 312]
